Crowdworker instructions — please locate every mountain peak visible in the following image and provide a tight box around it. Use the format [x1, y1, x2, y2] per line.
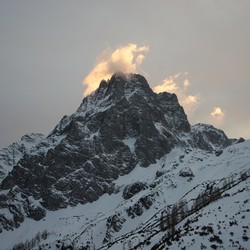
[94, 72, 152, 101]
[0, 73, 240, 238]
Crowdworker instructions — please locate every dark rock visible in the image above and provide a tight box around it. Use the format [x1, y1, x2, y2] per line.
[123, 181, 147, 200]
[27, 205, 46, 221]
[103, 213, 126, 244]
[107, 214, 125, 232]
[215, 149, 223, 156]
[237, 137, 245, 143]
[192, 123, 230, 151]
[156, 170, 167, 178]
[126, 194, 155, 218]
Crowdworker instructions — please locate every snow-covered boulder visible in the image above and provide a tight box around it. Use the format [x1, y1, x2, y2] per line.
[179, 167, 194, 177]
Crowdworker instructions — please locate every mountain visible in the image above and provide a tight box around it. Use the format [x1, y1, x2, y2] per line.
[0, 133, 45, 182]
[0, 73, 249, 250]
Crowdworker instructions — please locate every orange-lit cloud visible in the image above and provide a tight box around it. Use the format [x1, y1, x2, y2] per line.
[136, 54, 145, 64]
[184, 95, 198, 105]
[210, 107, 225, 126]
[210, 107, 225, 118]
[83, 43, 149, 95]
[153, 73, 199, 116]
[153, 77, 179, 93]
[183, 79, 190, 88]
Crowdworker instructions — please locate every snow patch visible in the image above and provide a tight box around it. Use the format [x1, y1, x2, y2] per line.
[122, 138, 136, 153]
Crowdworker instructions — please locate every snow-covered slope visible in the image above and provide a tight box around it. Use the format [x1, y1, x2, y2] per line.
[1, 139, 249, 250]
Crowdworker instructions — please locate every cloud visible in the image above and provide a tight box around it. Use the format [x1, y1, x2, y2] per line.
[210, 107, 225, 118]
[183, 79, 190, 88]
[136, 54, 145, 64]
[82, 43, 149, 95]
[153, 73, 199, 116]
[184, 95, 198, 106]
[153, 77, 179, 93]
[209, 106, 225, 127]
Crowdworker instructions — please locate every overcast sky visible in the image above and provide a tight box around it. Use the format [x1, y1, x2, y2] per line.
[0, 0, 249, 148]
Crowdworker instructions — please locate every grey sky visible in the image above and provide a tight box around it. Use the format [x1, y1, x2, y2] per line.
[0, 0, 249, 148]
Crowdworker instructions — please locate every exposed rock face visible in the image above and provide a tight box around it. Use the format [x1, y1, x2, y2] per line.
[191, 123, 230, 151]
[0, 73, 234, 232]
[156, 169, 167, 178]
[123, 181, 147, 200]
[0, 187, 46, 232]
[103, 213, 126, 243]
[126, 193, 155, 218]
[0, 133, 45, 182]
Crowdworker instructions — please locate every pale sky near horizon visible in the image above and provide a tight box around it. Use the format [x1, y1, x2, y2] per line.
[0, 0, 250, 148]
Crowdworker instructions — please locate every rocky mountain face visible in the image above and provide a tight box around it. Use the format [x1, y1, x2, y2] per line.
[0, 73, 238, 237]
[0, 133, 45, 182]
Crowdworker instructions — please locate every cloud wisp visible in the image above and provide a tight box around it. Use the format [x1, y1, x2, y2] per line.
[153, 73, 199, 117]
[210, 107, 225, 118]
[82, 43, 149, 95]
[209, 106, 225, 127]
